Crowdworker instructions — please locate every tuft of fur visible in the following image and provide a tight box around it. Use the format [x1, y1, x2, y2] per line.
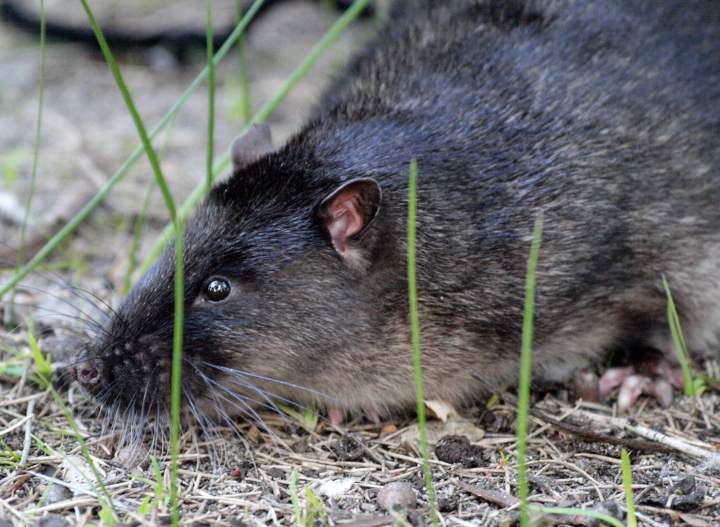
[83, 0, 720, 424]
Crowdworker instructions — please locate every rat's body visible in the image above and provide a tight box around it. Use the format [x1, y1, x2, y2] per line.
[78, 0, 720, 421]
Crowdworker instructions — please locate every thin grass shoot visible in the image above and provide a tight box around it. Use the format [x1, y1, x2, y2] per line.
[661, 275, 699, 396]
[77, 3, 187, 523]
[28, 331, 118, 522]
[206, 0, 216, 188]
[621, 448, 637, 527]
[10, 0, 46, 323]
[406, 159, 439, 526]
[516, 217, 543, 527]
[234, 0, 253, 124]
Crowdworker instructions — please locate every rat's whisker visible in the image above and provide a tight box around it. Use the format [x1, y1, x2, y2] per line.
[190, 361, 282, 414]
[188, 362, 280, 436]
[219, 374, 311, 414]
[199, 362, 330, 400]
[15, 284, 111, 329]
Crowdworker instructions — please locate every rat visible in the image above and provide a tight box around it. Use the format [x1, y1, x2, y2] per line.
[74, 0, 720, 428]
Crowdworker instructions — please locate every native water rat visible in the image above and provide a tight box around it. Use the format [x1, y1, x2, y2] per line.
[75, 0, 720, 426]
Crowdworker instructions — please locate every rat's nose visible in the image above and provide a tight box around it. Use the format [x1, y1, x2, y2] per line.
[74, 350, 102, 387]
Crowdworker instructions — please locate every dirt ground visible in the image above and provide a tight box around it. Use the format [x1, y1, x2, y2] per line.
[1, 1, 720, 526]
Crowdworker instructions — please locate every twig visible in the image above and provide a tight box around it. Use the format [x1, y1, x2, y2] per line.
[532, 407, 674, 454]
[577, 409, 720, 462]
[502, 394, 674, 454]
[19, 398, 36, 466]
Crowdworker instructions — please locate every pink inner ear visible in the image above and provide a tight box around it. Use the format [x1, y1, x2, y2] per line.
[325, 190, 365, 255]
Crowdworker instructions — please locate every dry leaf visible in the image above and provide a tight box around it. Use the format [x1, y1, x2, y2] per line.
[424, 399, 458, 422]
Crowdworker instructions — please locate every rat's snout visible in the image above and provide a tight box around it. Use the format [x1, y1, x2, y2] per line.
[74, 349, 102, 388]
[75, 331, 175, 411]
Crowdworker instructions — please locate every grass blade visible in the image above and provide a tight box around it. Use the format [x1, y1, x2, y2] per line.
[206, 0, 216, 188]
[170, 224, 185, 527]
[28, 331, 118, 521]
[517, 218, 543, 527]
[10, 0, 46, 322]
[621, 448, 638, 527]
[661, 275, 696, 396]
[407, 159, 439, 526]
[79, 0, 175, 222]
[235, 1, 253, 124]
[122, 182, 155, 295]
[78, 4, 186, 524]
[533, 506, 624, 527]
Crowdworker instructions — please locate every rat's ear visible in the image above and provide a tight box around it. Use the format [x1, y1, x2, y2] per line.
[317, 178, 382, 268]
[231, 123, 273, 171]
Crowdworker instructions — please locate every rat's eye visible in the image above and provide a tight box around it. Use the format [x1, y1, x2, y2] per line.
[204, 277, 231, 302]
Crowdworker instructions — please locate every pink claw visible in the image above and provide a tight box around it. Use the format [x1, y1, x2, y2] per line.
[650, 379, 674, 408]
[617, 374, 651, 412]
[599, 367, 634, 398]
[653, 362, 685, 390]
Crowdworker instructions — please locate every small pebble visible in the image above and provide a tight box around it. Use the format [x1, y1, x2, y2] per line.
[34, 515, 70, 527]
[377, 481, 416, 511]
[42, 483, 72, 506]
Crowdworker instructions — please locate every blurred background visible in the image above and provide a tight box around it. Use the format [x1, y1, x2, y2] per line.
[0, 0, 372, 327]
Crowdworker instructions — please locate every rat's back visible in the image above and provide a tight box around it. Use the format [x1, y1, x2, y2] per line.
[294, 0, 720, 401]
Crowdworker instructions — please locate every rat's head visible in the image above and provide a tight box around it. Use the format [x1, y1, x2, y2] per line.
[75, 125, 399, 424]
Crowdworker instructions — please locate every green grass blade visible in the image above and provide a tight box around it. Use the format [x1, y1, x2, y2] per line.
[0, 0, 266, 298]
[206, 0, 216, 188]
[407, 159, 439, 526]
[78, 5, 188, 524]
[137, 0, 371, 276]
[11, 0, 47, 321]
[517, 218, 543, 527]
[16, 0, 46, 269]
[235, 2, 253, 124]
[533, 506, 624, 527]
[661, 276, 696, 396]
[122, 183, 155, 296]
[169, 224, 185, 527]
[28, 331, 117, 521]
[621, 449, 637, 527]
[79, 0, 176, 222]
